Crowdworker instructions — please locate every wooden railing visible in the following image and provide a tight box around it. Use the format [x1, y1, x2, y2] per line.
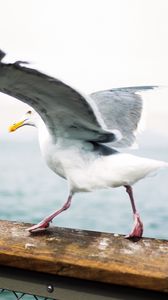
[0, 219, 168, 299]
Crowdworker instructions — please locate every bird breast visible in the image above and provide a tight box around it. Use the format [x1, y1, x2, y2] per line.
[39, 137, 95, 179]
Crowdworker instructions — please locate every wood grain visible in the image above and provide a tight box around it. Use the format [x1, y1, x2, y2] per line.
[0, 220, 167, 292]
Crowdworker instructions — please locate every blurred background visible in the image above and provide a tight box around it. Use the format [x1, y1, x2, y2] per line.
[0, 0, 168, 240]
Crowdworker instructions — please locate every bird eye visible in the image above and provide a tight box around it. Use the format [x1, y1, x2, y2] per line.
[27, 110, 32, 114]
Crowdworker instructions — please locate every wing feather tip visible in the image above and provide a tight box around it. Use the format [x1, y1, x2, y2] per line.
[14, 60, 29, 66]
[0, 50, 6, 62]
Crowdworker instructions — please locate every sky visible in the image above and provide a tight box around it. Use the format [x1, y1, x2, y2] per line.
[0, 0, 168, 140]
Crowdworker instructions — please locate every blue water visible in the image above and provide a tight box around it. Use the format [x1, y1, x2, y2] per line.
[0, 138, 168, 240]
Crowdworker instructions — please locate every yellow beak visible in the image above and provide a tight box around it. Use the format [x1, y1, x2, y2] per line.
[8, 120, 24, 132]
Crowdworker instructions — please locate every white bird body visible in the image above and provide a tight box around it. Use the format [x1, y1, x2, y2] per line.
[73, 153, 167, 191]
[37, 117, 167, 193]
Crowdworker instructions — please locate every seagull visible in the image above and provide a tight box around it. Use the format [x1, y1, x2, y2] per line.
[0, 50, 167, 238]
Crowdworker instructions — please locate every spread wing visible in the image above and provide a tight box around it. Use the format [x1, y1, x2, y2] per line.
[0, 50, 120, 143]
[90, 86, 157, 147]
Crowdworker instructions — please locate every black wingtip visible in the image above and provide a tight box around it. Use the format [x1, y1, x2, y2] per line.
[0, 50, 29, 66]
[0, 50, 6, 62]
[14, 60, 29, 66]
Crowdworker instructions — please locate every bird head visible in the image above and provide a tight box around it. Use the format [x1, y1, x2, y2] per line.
[9, 110, 37, 132]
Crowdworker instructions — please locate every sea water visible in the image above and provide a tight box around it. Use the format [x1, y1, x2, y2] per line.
[0, 138, 168, 239]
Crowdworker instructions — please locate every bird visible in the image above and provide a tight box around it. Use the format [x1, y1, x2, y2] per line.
[0, 50, 167, 238]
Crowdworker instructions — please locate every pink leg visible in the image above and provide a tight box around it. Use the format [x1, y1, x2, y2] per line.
[27, 194, 73, 233]
[124, 185, 143, 238]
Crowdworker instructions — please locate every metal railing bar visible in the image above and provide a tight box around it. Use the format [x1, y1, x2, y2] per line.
[0, 266, 168, 300]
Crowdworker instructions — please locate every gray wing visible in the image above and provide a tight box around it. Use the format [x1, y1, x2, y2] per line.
[90, 86, 157, 147]
[0, 51, 120, 143]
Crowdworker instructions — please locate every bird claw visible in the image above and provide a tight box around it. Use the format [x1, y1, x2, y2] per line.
[125, 213, 143, 239]
[27, 220, 50, 233]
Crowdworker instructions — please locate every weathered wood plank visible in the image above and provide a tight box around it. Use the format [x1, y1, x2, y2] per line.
[0, 220, 167, 293]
